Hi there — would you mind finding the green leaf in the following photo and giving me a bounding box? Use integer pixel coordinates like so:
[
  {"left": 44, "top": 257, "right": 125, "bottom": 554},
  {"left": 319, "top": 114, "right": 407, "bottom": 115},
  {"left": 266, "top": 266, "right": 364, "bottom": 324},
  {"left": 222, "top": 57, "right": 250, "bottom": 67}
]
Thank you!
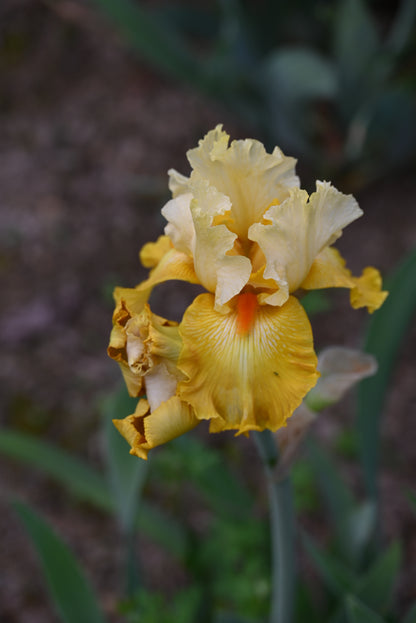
[
  {"left": 0, "top": 428, "right": 188, "bottom": 561},
  {"left": 101, "top": 388, "right": 149, "bottom": 595},
  {"left": 357, "top": 247, "right": 416, "bottom": 498},
  {"left": 334, "top": 0, "right": 380, "bottom": 119},
  {"left": 301, "top": 290, "right": 331, "bottom": 316},
  {"left": 407, "top": 490, "right": 416, "bottom": 514},
  {"left": 307, "top": 440, "right": 357, "bottom": 559},
  {"left": 259, "top": 46, "right": 337, "bottom": 155},
  {"left": 263, "top": 47, "right": 337, "bottom": 103},
  {"left": 345, "top": 594, "right": 386, "bottom": 623},
  {"left": 387, "top": 0, "right": 416, "bottom": 57},
  {"left": 101, "top": 388, "right": 148, "bottom": 532},
  {"left": 215, "top": 614, "right": 260, "bottom": 623},
  {"left": 302, "top": 533, "right": 356, "bottom": 597},
  {"left": 136, "top": 503, "right": 188, "bottom": 561},
  {"left": 334, "top": 0, "right": 380, "bottom": 77},
  {"left": 0, "top": 429, "right": 112, "bottom": 511},
  {"left": 155, "top": 435, "right": 254, "bottom": 519},
  {"left": 356, "top": 541, "right": 402, "bottom": 613},
  {"left": 89, "top": 0, "right": 211, "bottom": 92},
  {"left": 402, "top": 601, "right": 416, "bottom": 623},
  {"left": 345, "top": 502, "right": 377, "bottom": 568},
  {"left": 294, "top": 582, "right": 322, "bottom": 623},
  {"left": 14, "top": 501, "right": 107, "bottom": 623}
]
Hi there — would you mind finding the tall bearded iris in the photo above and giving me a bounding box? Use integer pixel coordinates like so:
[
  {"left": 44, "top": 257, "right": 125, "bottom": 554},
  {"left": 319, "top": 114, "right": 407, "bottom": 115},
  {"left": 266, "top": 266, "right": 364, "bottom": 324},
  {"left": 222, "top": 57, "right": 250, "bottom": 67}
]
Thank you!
[{"left": 108, "top": 126, "right": 387, "bottom": 458}]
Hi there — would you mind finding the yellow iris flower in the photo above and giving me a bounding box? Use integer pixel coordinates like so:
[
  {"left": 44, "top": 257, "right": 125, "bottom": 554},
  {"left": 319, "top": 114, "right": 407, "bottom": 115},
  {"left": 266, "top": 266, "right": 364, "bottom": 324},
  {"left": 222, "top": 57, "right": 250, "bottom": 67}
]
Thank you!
[{"left": 108, "top": 125, "right": 387, "bottom": 459}]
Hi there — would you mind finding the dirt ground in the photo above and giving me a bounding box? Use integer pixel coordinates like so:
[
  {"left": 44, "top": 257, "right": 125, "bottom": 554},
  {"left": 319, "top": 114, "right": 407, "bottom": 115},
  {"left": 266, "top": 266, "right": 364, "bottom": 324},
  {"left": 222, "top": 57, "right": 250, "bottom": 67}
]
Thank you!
[{"left": 1, "top": 2, "right": 415, "bottom": 622}]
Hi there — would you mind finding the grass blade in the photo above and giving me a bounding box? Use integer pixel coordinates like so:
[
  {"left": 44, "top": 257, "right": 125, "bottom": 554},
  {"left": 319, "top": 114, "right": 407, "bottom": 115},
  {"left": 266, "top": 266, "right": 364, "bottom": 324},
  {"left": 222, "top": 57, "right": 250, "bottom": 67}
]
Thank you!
[
  {"left": 0, "top": 430, "right": 112, "bottom": 510},
  {"left": 14, "top": 501, "right": 107, "bottom": 623}
]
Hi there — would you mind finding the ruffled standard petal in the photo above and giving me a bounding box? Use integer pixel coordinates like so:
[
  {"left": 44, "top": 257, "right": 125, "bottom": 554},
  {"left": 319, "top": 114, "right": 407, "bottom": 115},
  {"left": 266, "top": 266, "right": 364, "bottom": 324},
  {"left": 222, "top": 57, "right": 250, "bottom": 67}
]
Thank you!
[
  {"left": 113, "top": 396, "right": 198, "bottom": 460},
  {"left": 161, "top": 193, "right": 195, "bottom": 256},
  {"left": 186, "top": 125, "right": 299, "bottom": 239},
  {"left": 249, "top": 183, "right": 362, "bottom": 305},
  {"left": 178, "top": 293, "right": 319, "bottom": 434},
  {"left": 190, "top": 179, "right": 252, "bottom": 308},
  {"left": 168, "top": 168, "right": 192, "bottom": 198}
]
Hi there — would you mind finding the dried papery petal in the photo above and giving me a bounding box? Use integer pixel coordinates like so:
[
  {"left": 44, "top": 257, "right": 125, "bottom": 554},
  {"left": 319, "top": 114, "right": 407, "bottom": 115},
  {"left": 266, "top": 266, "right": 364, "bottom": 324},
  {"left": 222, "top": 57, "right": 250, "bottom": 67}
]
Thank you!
[{"left": 306, "top": 346, "right": 378, "bottom": 411}]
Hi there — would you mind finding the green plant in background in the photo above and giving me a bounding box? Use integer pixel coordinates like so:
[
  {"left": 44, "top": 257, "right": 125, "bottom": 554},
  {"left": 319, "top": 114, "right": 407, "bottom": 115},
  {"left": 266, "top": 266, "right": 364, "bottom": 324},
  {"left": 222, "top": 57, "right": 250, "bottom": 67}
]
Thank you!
[
  {"left": 2, "top": 126, "right": 416, "bottom": 623},
  {"left": 86, "top": 0, "right": 416, "bottom": 185}
]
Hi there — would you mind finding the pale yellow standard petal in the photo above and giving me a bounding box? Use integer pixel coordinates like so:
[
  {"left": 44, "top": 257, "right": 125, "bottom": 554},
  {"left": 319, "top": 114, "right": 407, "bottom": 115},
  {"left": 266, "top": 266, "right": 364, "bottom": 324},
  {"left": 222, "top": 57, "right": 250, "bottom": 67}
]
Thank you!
[
  {"left": 140, "top": 235, "right": 172, "bottom": 268},
  {"left": 186, "top": 125, "right": 299, "bottom": 239},
  {"left": 168, "top": 168, "right": 192, "bottom": 197},
  {"left": 350, "top": 267, "right": 388, "bottom": 313},
  {"left": 113, "top": 396, "right": 198, "bottom": 460},
  {"left": 178, "top": 293, "right": 319, "bottom": 434},
  {"left": 161, "top": 193, "right": 195, "bottom": 256},
  {"left": 190, "top": 179, "right": 252, "bottom": 308},
  {"left": 249, "top": 182, "right": 362, "bottom": 306}
]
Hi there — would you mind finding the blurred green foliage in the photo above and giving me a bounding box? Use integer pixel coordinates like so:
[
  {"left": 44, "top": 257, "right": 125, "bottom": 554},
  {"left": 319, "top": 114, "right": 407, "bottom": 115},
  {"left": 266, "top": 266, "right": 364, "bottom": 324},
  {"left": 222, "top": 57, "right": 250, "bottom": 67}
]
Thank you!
[{"left": 88, "top": 0, "right": 416, "bottom": 185}]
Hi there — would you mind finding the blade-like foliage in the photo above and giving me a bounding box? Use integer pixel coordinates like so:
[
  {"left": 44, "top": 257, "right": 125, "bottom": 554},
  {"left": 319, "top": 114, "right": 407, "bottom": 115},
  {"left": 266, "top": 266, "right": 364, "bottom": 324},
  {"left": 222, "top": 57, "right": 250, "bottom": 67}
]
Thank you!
[
  {"left": 307, "top": 440, "right": 356, "bottom": 557},
  {"left": 402, "top": 601, "right": 416, "bottom": 623},
  {"left": 14, "top": 501, "right": 107, "bottom": 623},
  {"left": 302, "top": 533, "right": 356, "bottom": 597},
  {"left": 102, "top": 388, "right": 148, "bottom": 532},
  {"left": 345, "top": 594, "right": 386, "bottom": 623},
  {"left": 0, "top": 430, "right": 111, "bottom": 510},
  {"left": 0, "top": 428, "right": 187, "bottom": 560},
  {"left": 355, "top": 542, "right": 402, "bottom": 613}
]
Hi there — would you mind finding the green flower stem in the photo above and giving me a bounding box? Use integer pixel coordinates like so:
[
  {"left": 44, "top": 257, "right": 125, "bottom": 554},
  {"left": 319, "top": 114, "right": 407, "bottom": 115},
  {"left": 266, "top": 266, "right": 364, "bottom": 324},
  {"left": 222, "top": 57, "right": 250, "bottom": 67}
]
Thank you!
[{"left": 254, "top": 431, "right": 295, "bottom": 623}]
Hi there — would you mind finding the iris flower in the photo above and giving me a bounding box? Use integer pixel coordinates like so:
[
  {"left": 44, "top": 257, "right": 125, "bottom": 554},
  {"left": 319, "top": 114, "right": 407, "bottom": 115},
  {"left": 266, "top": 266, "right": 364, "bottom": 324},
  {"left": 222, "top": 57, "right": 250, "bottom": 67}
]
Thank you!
[{"left": 108, "top": 126, "right": 387, "bottom": 459}]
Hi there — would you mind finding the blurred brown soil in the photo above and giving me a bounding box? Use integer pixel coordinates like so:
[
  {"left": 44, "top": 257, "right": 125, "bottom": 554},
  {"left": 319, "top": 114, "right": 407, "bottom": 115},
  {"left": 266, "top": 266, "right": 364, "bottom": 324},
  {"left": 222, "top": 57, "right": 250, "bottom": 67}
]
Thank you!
[{"left": 0, "top": 2, "right": 415, "bottom": 622}]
